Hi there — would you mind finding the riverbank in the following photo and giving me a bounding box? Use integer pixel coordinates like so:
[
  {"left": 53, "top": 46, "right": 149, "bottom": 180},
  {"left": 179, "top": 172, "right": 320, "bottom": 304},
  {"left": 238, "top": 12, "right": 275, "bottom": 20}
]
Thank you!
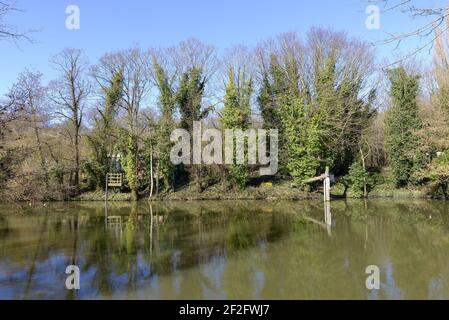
[
  {"left": 74, "top": 181, "right": 320, "bottom": 202},
  {"left": 331, "top": 182, "right": 430, "bottom": 200},
  {"left": 73, "top": 180, "right": 433, "bottom": 202}
]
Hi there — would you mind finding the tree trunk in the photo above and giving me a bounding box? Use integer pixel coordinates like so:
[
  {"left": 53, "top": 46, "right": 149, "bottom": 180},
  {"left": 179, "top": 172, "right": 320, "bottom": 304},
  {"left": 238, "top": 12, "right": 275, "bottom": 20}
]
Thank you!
[
  {"left": 131, "top": 188, "right": 138, "bottom": 201},
  {"left": 73, "top": 120, "right": 80, "bottom": 193},
  {"left": 149, "top": 147, "right": 154, "bottom": 201},
  {"left": 360, "top": 147, "right": 368, "bottom": 198},
  {"left": 31, "top": 110, "right": 48, "bottom": 186},
  {"left": 156, "top": 162, "right": 160, "bottom": 196},
  {"left": 221, "top": 165, "right": 229, "bottom": 191}
]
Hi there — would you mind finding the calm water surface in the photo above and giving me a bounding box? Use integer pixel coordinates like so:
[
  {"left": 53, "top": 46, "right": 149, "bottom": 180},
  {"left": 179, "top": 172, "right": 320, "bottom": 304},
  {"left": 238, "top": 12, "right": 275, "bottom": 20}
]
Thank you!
[{"left": 1, "top": 200, "right": 449, "bottom": 300}]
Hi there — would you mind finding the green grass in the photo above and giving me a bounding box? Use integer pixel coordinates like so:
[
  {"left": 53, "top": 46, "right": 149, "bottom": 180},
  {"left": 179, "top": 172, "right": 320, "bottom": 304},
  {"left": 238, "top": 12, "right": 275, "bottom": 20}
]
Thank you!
[
  {"left": 74, "top": 189, "right": 133, "bottom": 201},
  {"left": 74, "top": 181, "right": 319, "bottom": 202},
  {"left": 74, "top": 168, "right": 433, "bottom": 202}
]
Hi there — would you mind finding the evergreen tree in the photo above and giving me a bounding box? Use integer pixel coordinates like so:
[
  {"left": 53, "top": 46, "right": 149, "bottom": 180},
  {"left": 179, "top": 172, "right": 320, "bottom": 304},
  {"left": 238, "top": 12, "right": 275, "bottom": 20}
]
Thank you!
[
  {"left": 259, "top": 53, "right": 322, "bottom": 184},
  {"left": 257, "top": 55, "right": 284, "bottom": 130},
  {"left": 220, "top": 67, "right": 253, "bottom": 189},
  {"left": 385, "top": 67, "right": 423, "bottom": 187},
  {"left": 278, "top": 93, "right": 322, "bottom": 184},
  {"left": 153, "top": 62, "right": 176, "bottom": 191},
  {"left": 177, "top": 67, "right": 210, "bottom": 132},
  {"left": 175, "top": 67, "right": 212, "bottom": 191}
]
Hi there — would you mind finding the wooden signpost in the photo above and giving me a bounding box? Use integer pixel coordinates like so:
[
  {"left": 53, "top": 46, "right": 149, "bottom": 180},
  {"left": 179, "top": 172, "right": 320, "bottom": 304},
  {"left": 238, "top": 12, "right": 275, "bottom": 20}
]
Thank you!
[{"left": 105, "top": 173, "right": 123, "bottom": 205}]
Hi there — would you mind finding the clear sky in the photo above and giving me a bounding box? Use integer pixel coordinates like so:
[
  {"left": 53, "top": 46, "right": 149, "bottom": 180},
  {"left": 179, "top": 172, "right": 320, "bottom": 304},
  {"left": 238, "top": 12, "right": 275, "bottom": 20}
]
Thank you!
[{"left": 0, "top": 0, "right": 445, "bottom": 94}]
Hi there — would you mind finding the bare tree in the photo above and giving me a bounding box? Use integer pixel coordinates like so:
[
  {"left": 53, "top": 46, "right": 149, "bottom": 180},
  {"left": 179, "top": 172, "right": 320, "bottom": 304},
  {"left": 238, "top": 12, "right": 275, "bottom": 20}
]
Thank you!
[
  {"left": 49, "top": 49, "right": 90, "bottom": 191},
  {"left": 92, "top": 47, "right": 152, "bottom": 200},
  {"left": 0, "top": 0, "right": 32, "bottom": 42},
  {"left": 221, "top": 45, "right": 256, "bottom": 97},
  {"left": 172, "top": 38, "right": 219, "bottom": 83},
  {"left": 0, "top": 95, "right": 20, "bottom": 140},
  {"left": 8, "top": 70, "right": 49, "bottom": 181},
  {"left": 370, "top": 0, "right": 449, "bottom": 65}
]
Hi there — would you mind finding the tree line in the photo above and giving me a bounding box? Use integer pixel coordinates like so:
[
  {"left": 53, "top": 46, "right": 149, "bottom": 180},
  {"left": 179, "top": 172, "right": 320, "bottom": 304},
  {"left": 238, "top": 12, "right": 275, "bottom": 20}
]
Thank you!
[{"left": 1, "top": 27, "right": 449, "bottom": 202}]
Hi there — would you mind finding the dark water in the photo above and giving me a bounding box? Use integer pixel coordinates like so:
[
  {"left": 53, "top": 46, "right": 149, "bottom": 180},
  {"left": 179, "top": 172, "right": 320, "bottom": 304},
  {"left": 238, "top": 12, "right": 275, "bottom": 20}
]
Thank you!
[{"left": 1, "top": 200, "right": 449, "bottom": 300}]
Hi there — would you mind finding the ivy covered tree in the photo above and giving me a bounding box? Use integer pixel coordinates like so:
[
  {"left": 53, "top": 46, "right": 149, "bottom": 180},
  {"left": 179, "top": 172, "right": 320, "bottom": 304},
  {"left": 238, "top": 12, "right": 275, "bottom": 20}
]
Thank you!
[
  {"left": 176, "top": 67, "right": 212, "bottom": 191},
  {"left": 257, "top": 30, "right": 376, "bottom": 184},
  {"left": 97, "top": 48, "right": 151, "bottom": 201},
  {"left": 85, "top": 69, "right": 123, "bottom": 189},
  {"left": 257, "top": 54, "right": 284, "bottom": 130},
  {"left": 258, "top": 52, "right": 322, "bottom": 184},
  {"left": 278, "top": 94, "right": 322, "bottom": 185},
  {"left": 220, "top": 66, "right": 253, "bottom": 189},
  {"left": 177, "top": 67, "right": 209, "bottom": 132},
  {"left": 153, "top": 61, "right": 176, "bottom": 191},
  {"left": 385, "top": 67, "right": 423, "bottom": 187},
  {"left": 258, "top": 55, "right": 292, "bottom": 175}
]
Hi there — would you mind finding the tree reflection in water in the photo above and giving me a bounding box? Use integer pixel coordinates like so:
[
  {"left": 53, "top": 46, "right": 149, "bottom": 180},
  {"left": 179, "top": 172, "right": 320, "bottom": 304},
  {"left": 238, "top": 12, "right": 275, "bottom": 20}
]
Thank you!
[{"left": 0, "top": 200, "right": 449, "bottom": 299}]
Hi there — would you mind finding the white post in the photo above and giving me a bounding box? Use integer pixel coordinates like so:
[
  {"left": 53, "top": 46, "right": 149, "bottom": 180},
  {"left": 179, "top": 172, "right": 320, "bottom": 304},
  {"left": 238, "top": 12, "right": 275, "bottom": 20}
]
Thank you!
[
  {"left": 325, "top": 201, "right": 332, "bottom": 228},
  {"left": 324, "top": 166, "right": 331, "bottom": 202}
]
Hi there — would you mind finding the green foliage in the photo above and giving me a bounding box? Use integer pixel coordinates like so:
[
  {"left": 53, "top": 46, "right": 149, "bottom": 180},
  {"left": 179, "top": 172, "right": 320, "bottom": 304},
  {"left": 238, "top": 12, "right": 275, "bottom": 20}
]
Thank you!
[
  {"left": 278, "top": 94, "right": 321, "bottom": 184},
  {"left": 153, "top": 62, "right": 176, "bottom": 190},
  {"left": 257, "top": 54, "right": 283, "bottom": 130},
  {"left": 414, "top": 151, "right": 449, "bottom": 199},
  {"left": 347, "top": 160, "right": 368, "bottom": 198},
  {"left": 49, "top": 164, "right": 64, "bottom": 186},
  {"left": 313, "top": 54, "right": 375, "bottom": 174},
  {"left": 85, "top": 70, "right": 123, "bottom": 189},
  {"left": 262, "top": 54, "right": 323, "bottom": 183},
  {"left": 83, "top": 161, "right": 102, "bottom": 189},
  {"left": 115, "top": 128, "right": 138, "bottom": 198},
  {"left": 385, "top": 67, "right": 423, "bottom": 187},
  {"left": 175, "top": 67, "right": 210, "bottom": 190},
  {"left": 220, "top": 67, "right": 253, "bottom": 189},
  {"left": 124, "top": 133, "right": 138, "bottom": 198},
  {"left": 221, "top": 68, "right": 252, "bottom": 128},
  {"left": 257, "top": 42, "right": 375, "bottom": 183},
  {"left": 176, "top": 67, "right": 210, "bottom": 132}
]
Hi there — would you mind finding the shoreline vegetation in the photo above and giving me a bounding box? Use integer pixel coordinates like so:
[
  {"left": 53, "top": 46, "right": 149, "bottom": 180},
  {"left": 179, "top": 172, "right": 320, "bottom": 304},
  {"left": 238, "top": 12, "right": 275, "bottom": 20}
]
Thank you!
[
  {"left": 73, "top": 167, "right": 433, "bottom": 202},
  {"left": 2, "top": 28, "right": 449, "bottom": 203},
  {"left": 73, "top": 188, "right": 428, "bottom": 202},
  {"left": 72, "top": 179, "right": 430, "bottom": 202}
]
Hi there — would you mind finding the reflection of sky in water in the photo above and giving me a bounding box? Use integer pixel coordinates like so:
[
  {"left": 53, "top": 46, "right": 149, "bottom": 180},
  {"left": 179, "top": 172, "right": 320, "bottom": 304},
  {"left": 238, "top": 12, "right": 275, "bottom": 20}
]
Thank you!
[
  {"left": 201, "top": 256, "right": 226, "bottom": 300},
  {"left": 1, "top": 200, "right": 449, "bottom": 299},
  {"left": 252, "top": 271, "right": 265, "bottom": 300},
  {"left": 428, "top": 276, "right": 447, "bottom": 300},
  {"left": 171, "top": 250, "right": 182, "bottom": 296},
  {"left": 382, "top": 262, "right": 402, "bottom": 300}
]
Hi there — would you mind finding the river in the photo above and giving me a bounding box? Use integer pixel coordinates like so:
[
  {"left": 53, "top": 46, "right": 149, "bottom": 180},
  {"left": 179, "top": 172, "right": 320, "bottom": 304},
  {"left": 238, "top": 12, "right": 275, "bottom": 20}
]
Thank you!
[{"left": 0, "top": 200, "right": 448, "bottom": 299}]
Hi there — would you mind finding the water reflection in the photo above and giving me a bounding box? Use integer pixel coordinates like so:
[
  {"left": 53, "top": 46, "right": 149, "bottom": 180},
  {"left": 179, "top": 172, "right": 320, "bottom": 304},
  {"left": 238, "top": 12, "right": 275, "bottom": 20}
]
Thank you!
[
  {"left": 0, "top": 200, "right": 449, "bottom": 299},
  {"left": 303, "top": 202, "right": 332, "bottom": 236}
]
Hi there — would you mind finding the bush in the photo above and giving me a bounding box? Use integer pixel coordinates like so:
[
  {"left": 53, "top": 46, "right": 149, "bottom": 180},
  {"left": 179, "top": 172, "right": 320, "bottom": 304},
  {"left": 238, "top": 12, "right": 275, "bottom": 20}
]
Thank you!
[{"left": 347, "top": 160, "right": 378, "bottom": 198}]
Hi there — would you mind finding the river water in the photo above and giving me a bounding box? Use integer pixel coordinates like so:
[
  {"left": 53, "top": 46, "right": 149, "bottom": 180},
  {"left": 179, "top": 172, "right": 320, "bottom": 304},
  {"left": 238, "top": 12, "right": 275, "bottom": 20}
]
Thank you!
[{"left": 1, "top": 200, "right": 448, "bottom": 300}]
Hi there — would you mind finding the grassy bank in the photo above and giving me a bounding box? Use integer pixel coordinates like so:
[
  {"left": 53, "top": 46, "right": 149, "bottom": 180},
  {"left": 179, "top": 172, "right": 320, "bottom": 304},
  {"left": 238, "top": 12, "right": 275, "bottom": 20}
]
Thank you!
[
  {"left": 74, "top": 179, "right": 434, "bottom": 202},
  {"left": 74, "top": 181, "right": 320, "bottom": 202},
  {"left": 331, "top": 183, "right": 428, "bottom": 199}
]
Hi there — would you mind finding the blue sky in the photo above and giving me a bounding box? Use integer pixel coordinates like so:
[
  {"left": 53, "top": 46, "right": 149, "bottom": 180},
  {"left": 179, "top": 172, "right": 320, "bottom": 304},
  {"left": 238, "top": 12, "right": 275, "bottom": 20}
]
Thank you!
[{"left": 0, "top": 0, "right": 445, "bottom": 94}]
